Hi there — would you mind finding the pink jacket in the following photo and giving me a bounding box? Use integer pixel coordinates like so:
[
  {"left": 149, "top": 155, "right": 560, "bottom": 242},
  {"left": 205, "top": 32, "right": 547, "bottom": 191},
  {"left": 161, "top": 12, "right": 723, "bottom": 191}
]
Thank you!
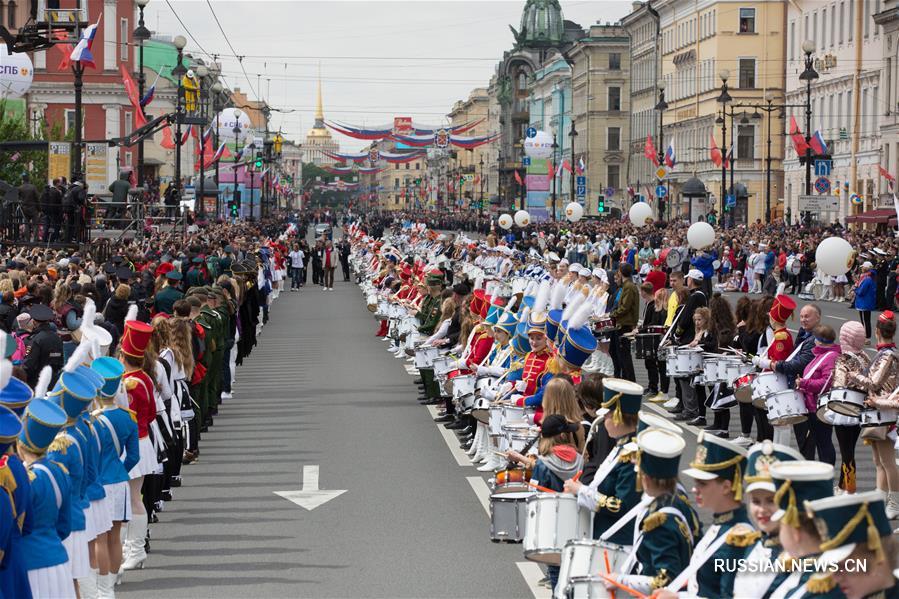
[{"left": 797, "top": 344, "right": 841, "bottom": 412}]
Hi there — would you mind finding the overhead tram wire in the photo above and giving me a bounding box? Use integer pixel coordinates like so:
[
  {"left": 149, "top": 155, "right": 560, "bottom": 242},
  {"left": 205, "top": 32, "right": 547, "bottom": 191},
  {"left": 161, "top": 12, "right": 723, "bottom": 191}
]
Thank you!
[{"left": 205, "top": 0, "right": 258, "bottom": 101}]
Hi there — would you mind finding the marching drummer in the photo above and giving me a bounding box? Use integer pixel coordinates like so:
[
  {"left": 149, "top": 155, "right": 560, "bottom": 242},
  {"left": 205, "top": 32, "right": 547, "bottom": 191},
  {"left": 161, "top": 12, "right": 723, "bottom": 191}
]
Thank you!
[
  {"left": 829, "top": 322, "right": 871, "bottom": 494},
  {"left": 607, "top": 427, "right": 699, "bottom": 595},
  {"left": 563, "top": 377, "right": 643, "bottom": 545},
  {"left": 413, "top": 271, "right": 445, "bottom": 404}
]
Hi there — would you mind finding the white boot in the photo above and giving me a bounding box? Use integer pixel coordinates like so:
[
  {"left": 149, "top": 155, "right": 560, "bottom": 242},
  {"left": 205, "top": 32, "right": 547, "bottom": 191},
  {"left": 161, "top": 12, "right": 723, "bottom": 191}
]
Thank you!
[
  {"left": 78, "top": 569, "right": 99, "bottom": 599},
  {"left": 97, "top": 573, "right": 117, "bottom": 599},
  {"left": 473, "top": 430, "right": 490, "bottom": 463},
  {"left": 466, "top": 426, "right": 483, "bottom": 457},
  {"left": 478, "top": 451, "right": 502, "bottom": 472},
  {"left": 122, "top": 512, "right": 148, "bottom": 570},
  {"left": 886, "top": 492, "right": 899, "bottom": 520},
  {"left": 471, "top": 425, "right": 487, "bottom": 462}
]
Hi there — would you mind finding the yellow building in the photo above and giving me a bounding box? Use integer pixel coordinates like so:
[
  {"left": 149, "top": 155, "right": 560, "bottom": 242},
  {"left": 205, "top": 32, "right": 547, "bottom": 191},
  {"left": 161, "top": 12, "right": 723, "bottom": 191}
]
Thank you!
[
  {"left": 372, "top": 141, "right": 427, "bottom": 211},
  {"left": 447, "top": 88, "right": 491, "bottom": 210},
  {"left": 655, "top": 0, "right": 786, "bottom": 224}
]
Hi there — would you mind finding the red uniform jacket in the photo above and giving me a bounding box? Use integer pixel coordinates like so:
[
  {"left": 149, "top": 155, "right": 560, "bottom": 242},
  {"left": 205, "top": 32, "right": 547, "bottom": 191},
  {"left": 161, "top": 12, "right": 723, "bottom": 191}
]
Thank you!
[
  {"left": 124, "top": 369, "right": 156, "bottom": 439},
  {"left": 767, "top": 327, "right": 794, "bottom": 364}
]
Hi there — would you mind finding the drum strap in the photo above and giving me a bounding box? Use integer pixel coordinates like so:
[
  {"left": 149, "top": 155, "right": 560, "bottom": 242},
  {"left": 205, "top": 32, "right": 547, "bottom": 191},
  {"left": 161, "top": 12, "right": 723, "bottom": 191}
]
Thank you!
[
  {"left": 801, "top": 351, "right": 832, "bottom": 382},
  {"left": 621, "top": 506, "right": 691, "bottom": 575},
  {"left": 666, "top": 527, "right": 729, "bottom": 592},
  {"left": 32, "top": 463, "right": 63, "bottom": 510},
  {"left": 600, "top": 494, "right": 653, "bottom": 542},
  {"left": 97, "top": 414, "right": 121, "bottom": 456}
]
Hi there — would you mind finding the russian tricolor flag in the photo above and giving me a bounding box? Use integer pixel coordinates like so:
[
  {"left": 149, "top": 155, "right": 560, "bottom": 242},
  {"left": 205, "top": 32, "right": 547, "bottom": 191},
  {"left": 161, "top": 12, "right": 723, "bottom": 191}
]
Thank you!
[
  {"left": 70, "top": 15, "right": 102, "bottom": 69},
  {"left": 809, "top": 130, "right": 828, "bottom": 155},
  {"left": 663, "top": 140, "right": 676, "bottom": 168}
]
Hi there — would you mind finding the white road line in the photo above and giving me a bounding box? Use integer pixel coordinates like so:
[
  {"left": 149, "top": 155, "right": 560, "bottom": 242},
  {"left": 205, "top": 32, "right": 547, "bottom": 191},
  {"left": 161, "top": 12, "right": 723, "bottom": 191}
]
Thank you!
[
  {"left": 517, "top": 561, "right": 553, "bottom": 599},
  {"left": 466, "top": 476, "right": 492, "bottom": 516},
  {"left": 426, "top": 405, "right": 473, "bottom": 467}
]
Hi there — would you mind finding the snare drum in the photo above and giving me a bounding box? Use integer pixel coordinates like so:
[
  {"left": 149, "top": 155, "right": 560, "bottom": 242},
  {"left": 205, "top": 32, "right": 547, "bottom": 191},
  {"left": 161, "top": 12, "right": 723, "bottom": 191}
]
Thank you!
[
  {"left": 566, "top": 576, "right": 612, "bottom": 599},
  {"left": 490, "top": 491, "right": 533, "bottom": 543},
  {"left": 489, "top": 405, "right": 504, "bottom": 435},
  {"left": 503, "top": 404, "right": 527, "bottom": 423},
  {"left": 765, "top": 389, "right": 808, "bottom": 426},
  {"left": 456, "top": 391, "right": 476, "bottom": 413},
  {"left": 645, "top": 325, "right": 667, "bottom": 336},
  {"left": 634, "top": 333, "right": 662, "bottom": 360},
  {"left": 452, "top": 374, "right": 477, "bottom": 399},
  {"left": 733, "top": 373, "right": 756, "bottom": 404},
  {"left": 471, "top": 397, "right": 491, "bottom": 423},
  {"left": 720, "top": 357, "right": 752, "bottom": 386},
  {"left": 366, "top": 293, "right": 378, "bottom": 312},
  {"left": 523, "top": 494, "right": 594, "bottom": 565},
  {"left": 751, "top": 371, "right": 789, "bottom": 408},
  {"left": 816, "top": 395, "right": 860, "bottom": 427},
  {"left": 823, "top": 388, "right": 867, "bottom": 417},
  {"left": 493, "top": 468, "right": 533, "bottom": 493},
  {"left": 508, "top": 431, "right": 537, "bottom": 453},
  {"left": 433, "top": 356, "right": 455, "bottom": 377},
  {"left": 555, "top": 541, "right": 626, "bottom": 599},
  {"left": 477, "top": 377, "right": 497, "bottom": 393},
  {"left": 860, "top": 408, "right": 899, "bottom": 428},
  {"left": 668, "top": 347, "right": 703, "bottom": 377},
  {"left": 414, "top": 346, "right": 439, "bottom": 369},
  {"left": 701, "top": 354, "right": 724, "bottom": 384}
]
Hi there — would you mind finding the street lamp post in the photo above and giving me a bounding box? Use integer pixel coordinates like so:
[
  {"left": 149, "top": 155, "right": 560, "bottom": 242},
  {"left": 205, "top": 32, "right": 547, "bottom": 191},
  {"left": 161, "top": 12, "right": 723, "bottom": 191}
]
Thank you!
[
  {"left": 195, "top": 64, "right": 208, "bottom": 218},
  {"left": 569, "top": 120, "right": 577, "bottom": 206},
  {"left": 232, "top": 109, "right": 243, "bottom": 220},
  {"left": 134, "top": 0, "right": 151, "bottom": 187},
  {"left": 171, "top": 35, "right": 187, "bottom": 209},
  {"left": 211, "top": 81, "right": 223, "bottom": 218},
  {"left": 716, "top": 69, "right": 732, "bottom": 223},
  {"left": 479, "top": 154, "right": 485, "bottom": 217},
  {"left": 551, "top": 133, "right": 558, "bottom": 220},
  {"left": 655, "top": 81, "right": 668, "bottom": 220},
  {"left": 800, "top": 39, "right": 819, "bottom": 221}
]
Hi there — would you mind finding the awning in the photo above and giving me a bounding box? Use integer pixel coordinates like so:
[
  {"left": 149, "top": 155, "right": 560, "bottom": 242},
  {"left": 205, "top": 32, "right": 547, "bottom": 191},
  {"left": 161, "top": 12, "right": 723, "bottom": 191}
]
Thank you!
[
  {"left": 141, "top": 157, "right": 165, "bottom": 166},
  {"left": 845, "top": 208, "right": 895, "bottom": 224}
]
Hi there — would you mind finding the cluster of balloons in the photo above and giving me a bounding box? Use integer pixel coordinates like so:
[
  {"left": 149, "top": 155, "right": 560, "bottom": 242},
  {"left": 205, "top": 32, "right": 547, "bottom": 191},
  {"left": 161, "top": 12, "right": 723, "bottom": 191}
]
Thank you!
[{"left": 497, "top": 210, "right": 532, "bottom": 230}]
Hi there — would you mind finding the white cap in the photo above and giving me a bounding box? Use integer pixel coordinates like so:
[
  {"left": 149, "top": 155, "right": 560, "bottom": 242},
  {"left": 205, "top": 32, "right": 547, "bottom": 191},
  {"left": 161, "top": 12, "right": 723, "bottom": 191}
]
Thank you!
[
  {"left": 768, "top": 460, "right": 835, "bottom": 522},
  {"left": 862, "top": 261, "right": 873, "bottom": 269},
  {"left": 559, "top": 258, "right": 570, "bottom": 266},
  {"left": 686, "top": 269, "right": 704, "bottom": 281},
  {"left": 548, "top": 252, "right": 560, "bottom": 263}
]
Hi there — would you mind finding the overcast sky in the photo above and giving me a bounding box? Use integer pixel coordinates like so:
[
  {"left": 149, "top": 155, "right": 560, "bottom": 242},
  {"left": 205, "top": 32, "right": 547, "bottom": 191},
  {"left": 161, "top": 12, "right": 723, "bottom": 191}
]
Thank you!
[{"left": 157, "top": 1, "right": 631, "bottom": 152}]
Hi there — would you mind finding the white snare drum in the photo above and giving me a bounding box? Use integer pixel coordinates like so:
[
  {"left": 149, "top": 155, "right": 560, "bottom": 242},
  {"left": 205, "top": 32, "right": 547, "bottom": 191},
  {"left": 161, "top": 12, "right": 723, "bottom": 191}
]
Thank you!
[
  {"left": 387, "top": 304, "right": 405, "bottom": 319},
  {"left": 555, "top": 541, "right": 626, "bottom": 599},
  {"left": 489, "top": 405, "right": 504, "bottom": 435},
  {"left": 490, "top": 491, "right": 533, "bottom": 543},
  {"left": 471, "top": 397, "right": 491, "bottom": 424},
  {"left": 765, "top": 389, "right": 808, "bottom": 426},
  {"left": 786, "top": 256, "right": 802, "bottom": 276},
  {"left": 721, "top": 358, "right": 753, "bottom": 386},
  {"left": 375, "top": 300, "right": 389, "bottom": 318},
  {"left": 751, "top": 371, "right": 789, "bottom": 408},
  {"left": 566, "top": 576, "right": 611, "bottom": 599},
  {"left": 668, "top": 347, "right": 703, "bottom": 377},
  {"left": 733, "top": 373, "right": 756, "bottom": 404},
  {"left": 823, "top": 388, "right": 867, "bottom": 417},
  {"left": 523, "top": 494, "right": 594, "bottom": 565},
  {"left": 456, "top": 391, "right": 476, "bottom": 412},
  {"left": 503, "top": 404, "right": 526, "bottom": 423},
  {"left": 701, "top": 354, "right": 724, "bottom": 384},
  {"left": 414, "top": 346, "right": 439, "bottom": 369},
  {"left": 816, "top": 395, "right": 860, "bottom": 427},
  {"left": 433, "top": 356, "right": 455, "bottom": 377},
  {"left": 860, "top": 408, "right": 899, "bottom": 428},
  {"left": 366, "top": 293, "right": 378, "bottom": 312},
  {"left": 452, "top": 374, "right": 477, "bottom": 399},
  {"left": 491, "top": 432, "right": 509, "bottom": 453},
  {"left": 477, "top": 377, "right": 497, "bottom": 393}
]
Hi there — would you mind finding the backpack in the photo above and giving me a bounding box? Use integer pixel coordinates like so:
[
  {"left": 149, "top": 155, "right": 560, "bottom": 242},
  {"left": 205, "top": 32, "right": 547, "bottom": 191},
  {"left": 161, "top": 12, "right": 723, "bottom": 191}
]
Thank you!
[{"left": 10, "top": 332, "right": 27, "bottom": 365}]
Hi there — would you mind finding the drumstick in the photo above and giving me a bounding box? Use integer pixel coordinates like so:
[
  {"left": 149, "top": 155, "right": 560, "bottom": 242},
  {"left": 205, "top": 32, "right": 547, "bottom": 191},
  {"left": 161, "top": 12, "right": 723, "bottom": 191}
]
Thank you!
[
  {"left": 603, "top": 550, "right": 616, "bottom": 599},
  {"left": 526, "top": 481, "right": 557, "bottom": 493},
  {"left": 573, "top": 470, "right": 582, "bottom": 482},
  {"left": 597, "top": 573, "right": 647, "bottom": 599}
]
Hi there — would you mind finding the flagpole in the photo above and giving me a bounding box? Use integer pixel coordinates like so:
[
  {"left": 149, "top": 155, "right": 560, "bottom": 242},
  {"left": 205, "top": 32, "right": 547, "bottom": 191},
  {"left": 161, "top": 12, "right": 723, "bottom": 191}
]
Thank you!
[{"left": 134, "top": 0, "right": 150, "bottom": 194}]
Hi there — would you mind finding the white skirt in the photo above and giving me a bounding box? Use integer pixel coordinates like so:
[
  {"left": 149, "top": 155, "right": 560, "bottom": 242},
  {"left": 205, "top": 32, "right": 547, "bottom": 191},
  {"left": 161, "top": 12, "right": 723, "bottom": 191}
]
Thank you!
[
  {"left": 89, "top": 497, "right": 112, "bottom": 537},
  {"left": 129, "top": 437, "right": 159, "bottom": 479},
  {"left": 27, "top": 563, "right": 76, "bottom": 599},
  {"left": 103, "top": 481, "right": 131, "bottom": 522},
  {"left": 62, "top": 529, "right": 90, "bottom": 579},
  {"left": 273, "top": 268, "right": 283, "bottom": 282}
]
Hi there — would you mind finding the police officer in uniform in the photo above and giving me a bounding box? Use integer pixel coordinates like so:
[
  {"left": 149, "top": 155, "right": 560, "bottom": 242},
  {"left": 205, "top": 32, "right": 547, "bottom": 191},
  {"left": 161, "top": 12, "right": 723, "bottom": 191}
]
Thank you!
[{"left": 24, "top": 304, "right": 64, "bottom": 388}]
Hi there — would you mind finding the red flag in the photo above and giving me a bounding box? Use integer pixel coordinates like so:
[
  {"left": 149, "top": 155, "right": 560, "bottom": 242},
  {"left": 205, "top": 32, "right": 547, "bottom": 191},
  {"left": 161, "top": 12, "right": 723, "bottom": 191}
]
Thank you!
[
  {"left": 789, "top": 116, "right": 810, "bottom": 156},
  {"left": 880, "top": 165, "right": 896, "bottom": 182},
  {"left": 644, "top": 135, "right": 659, "bottom": 166},
  {"left": 54, "top": 31, "right": 74, "bottom": 70},
  {"left": 160, "top": 124, "right": 175, "bottom": 150},
  {"left": 119, "top": 64, "right": 147, "bottom": 127},
  {"left": 561, "top": 160, "right": 573, "bottom": 174},
  {"left": 547, "top": 159, "right": 554, "bottom": 183},
  {"left": 709, "top": 135, "right": 723, "bottom": 167},
  {"left": 514, "top": 170, "right": 523, "bottom": 186}
]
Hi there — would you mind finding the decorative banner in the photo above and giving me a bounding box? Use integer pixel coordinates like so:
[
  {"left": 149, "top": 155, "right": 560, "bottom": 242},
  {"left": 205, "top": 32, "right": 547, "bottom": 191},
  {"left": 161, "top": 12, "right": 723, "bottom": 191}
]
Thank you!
[
  {"left": 393, "top": 117, "right": 412, "bottom": 135},
  {"left": 323, "top": 150, "right": 425, "bottom": 164},
  {"left": 48, "top": 141, "right": 71, "bottom": 181},
  {"left": 326, "top": 118, "right": 483, "bottom": 140},
  {"left": 524, "top": 130, "right": 554, "bottom": 159},
  {"left": 215, "top": 107, "right": 254, "bottom": 143},
  {"left": 391, "top": 131, "right": 498, "bottom": 149},
  {"left": 0, "top": 45, "right": 33, "bottom": 99},
  {"left": 368, "top": 147, "right": 380, "bottom": 163},
  {"left": 85, "top": 143, "right": 108, "bottom": 192},
  {"left": 435, "top": 129, "right": 449, "bottom": 149}
]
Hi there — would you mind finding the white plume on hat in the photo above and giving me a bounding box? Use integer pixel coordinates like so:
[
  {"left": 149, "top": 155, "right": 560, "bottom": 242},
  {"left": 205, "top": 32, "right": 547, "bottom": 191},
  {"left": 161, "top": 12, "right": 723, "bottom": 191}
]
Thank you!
[
  {"left": 561, "top": 292, "right": 586, "bottom": 323},
  {"left": 548, "top": 281, "right": 567, "bottom": 311},
  {"left": 568, "top": 297, "right": 595, "bottom": 332},
  {"left": 64, "top": 340, "right": 91, "bottom": 374},
  {"left": 532, "top": 280, "right": 551, "bottom": 316},
  {"left": 125, "top": 303, "right": 138, "bottom": 323},
  {"left": 34, "top": 366, "right": 53, "bottom": 400}
]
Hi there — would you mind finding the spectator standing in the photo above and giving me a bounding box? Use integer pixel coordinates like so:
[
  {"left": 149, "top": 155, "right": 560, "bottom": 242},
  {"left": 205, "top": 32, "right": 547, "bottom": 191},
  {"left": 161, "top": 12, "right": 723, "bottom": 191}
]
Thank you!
[
  {"left": 18, "top": 174, "right": 39, "bottom": 242},
  {"left": 289, "top": 243, "right": 305, "bottom": 291}
]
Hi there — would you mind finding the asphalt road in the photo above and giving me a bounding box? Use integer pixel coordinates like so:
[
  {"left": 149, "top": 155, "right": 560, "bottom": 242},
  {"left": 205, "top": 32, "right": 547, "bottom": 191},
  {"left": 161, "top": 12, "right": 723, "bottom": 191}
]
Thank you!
[{"left": 116, "top": 227, "right": 889, "bottom": 598}]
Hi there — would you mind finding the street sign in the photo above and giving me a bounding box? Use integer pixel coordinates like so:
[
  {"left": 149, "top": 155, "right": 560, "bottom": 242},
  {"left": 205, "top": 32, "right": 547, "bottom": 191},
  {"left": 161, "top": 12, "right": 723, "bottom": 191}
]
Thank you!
[
  {"left": 522, "top": 156, "right": 531, "bottom": 166},
  {"left": 814, "top": 176, "right": 831, "bottom": 194},
  {"left": 725, "top": 194, "right": 736, "bottom": 208},
  {"left": 576, "top": 176, "right": 586, "bottom": 186},
  {"left": 526, "top": 127, "right": 538, "bottom": 139},
  {"left": 604, "top": 187, "right": 615, "bottom": 198},
  {"left": 798, "top": 194, "right": 839, "bottom": 211},
  {"left": 576, "top": 185, "right": 587, "bottom": 196},
  {"left": 655, "top": 165, "right": 670, "bottom": 181},
  {"left": 655, "top": 185, "right": 667, "bottom": 198},
  {"left": 274, "top": 465, "right": 347, "bottom": 511},
  {"left": 814, "top": 159, "right": 832, "bottom": 177},
  {"left": 463, "top": 174, "right": 475, "bottom": 182}
]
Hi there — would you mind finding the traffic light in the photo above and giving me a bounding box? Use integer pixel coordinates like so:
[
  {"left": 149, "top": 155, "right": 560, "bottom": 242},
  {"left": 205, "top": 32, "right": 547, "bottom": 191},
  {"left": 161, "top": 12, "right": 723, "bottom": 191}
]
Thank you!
[
  {"left": 598, "top": 197, "right": 605, "bottom": 213},
  {"left": 230, "top": 189, "right": 241, "bottom": 217},
  {"left": 254, "top": 157, "right": 263, "bottom": 169}
]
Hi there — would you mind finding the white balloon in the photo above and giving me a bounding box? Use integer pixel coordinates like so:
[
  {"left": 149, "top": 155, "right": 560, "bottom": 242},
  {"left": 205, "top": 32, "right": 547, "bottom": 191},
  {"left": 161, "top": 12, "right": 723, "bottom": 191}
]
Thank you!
[
  {"left": 816, "top": 236, "right": 854, "bottom": 276},
  {"left": 687, "top": 221, "right": 715, "bottom": 250},
  {"left": 565, "top": 202, "right": 584, "bottom": 222},
  {"left": 523, "top": 130, "right": 554, "bottom": 159},
  {"left": 628, "top": 202, "right": 653, "bottom": 227},
  {"left": 514, "top": 210, "right": 531, "bottom": 227},
  {"left": 0, "top": 46, "right": 33, "bottom": 99},
  {"left": 498, "top": 213, "right": 513, "bottom": 230},
  {"left": 216, "top": 107, "right": 255, "bottom": 142}
]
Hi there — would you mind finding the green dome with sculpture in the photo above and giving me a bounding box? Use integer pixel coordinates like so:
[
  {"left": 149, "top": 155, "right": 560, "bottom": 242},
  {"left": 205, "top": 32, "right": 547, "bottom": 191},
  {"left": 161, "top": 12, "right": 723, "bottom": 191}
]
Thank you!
[{"left": 510, "top": 0, "right": 564, "bottom": 48}]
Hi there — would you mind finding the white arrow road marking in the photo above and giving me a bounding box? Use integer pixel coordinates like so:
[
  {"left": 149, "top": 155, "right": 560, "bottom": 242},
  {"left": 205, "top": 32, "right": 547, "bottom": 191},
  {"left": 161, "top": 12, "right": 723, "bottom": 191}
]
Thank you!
[{"left": 274, "top": 465, "right": 347, "bottom": 511}]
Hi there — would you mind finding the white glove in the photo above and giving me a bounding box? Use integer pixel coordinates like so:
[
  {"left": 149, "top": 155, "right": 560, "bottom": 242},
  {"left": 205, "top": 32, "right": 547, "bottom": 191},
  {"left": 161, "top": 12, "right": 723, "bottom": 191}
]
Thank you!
[
  {"left": 486, "top": 365, "right": 506, "bottom": 377},
  {"left": 453, "top": 359, "right": 466, "bottom": 370},
  {"left": 481, "top": 387, "right": 496, "bottom": 401},
  {"left": 476, "top": 365, "right": 489, "bottom": 377},
  {"left": 752, "top": 356, "right": 772, "bottom": 369},
  {"left": 499, "top": 382, "right": 514, "bottom": 396},
  {"left": 514, "top": 380, "right": 528, "bottom": 392}
]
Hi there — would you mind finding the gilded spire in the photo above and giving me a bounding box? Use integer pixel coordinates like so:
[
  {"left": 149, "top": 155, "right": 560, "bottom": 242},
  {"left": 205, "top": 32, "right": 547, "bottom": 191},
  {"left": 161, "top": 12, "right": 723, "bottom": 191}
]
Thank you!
[{"left": 314, "top": 64, "right": 324, "bottom": 125}]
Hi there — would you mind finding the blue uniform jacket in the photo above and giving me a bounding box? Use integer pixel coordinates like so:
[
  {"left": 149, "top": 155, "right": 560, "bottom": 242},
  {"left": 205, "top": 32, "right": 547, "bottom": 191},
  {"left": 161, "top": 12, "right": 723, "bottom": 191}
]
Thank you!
[
  {"left": 0, "top": 456, "right": 31, "bottom": 599},
  {"left": 47, "top": 427, "right": 85, "bottom": 532},
  {"left": 94, "top": 407, "right": 140, "bottom": 485},
  {"left": 22, "top": 458, "right": 71, "bottom": 570},
  {"left": 79, "top": 415, "right": 106, "bottom": 502}
]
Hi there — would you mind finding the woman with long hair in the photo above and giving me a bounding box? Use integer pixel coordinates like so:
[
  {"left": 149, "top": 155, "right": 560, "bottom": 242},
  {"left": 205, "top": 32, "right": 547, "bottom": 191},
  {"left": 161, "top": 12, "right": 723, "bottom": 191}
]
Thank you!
[
  {"left": 540, "top": 377, "right": 586, "bottom": 452},
  {"left": 733, "top": 297, "right": 761, "bottom": 444},
  {"left": 705, "top": 293, "right": 736, "bottom": 436}
]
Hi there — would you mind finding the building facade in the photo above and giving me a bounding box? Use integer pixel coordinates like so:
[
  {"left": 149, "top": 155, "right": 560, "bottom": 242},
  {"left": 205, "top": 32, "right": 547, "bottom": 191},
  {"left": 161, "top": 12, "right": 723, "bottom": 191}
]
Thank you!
[
  {"left": 652, "top": 0, "right": 787, "bottom": 225},
  {"left": 877, "top": 1, "right": 899, "bottom": 217},
  {"left": 780, "top": 0, "right": 884, "bottom": 227},
  {"left": 375, "top": 140, "right": 427, "bottom": 211},
  {"left": 303, "top": 75, "right": 338, "bottom": 166},
  {"left": 568, "top": 24, "right": 631, "bottom": 216},
  {"left": 447, "top": 88, "right": 490, "bottom": 211}
]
